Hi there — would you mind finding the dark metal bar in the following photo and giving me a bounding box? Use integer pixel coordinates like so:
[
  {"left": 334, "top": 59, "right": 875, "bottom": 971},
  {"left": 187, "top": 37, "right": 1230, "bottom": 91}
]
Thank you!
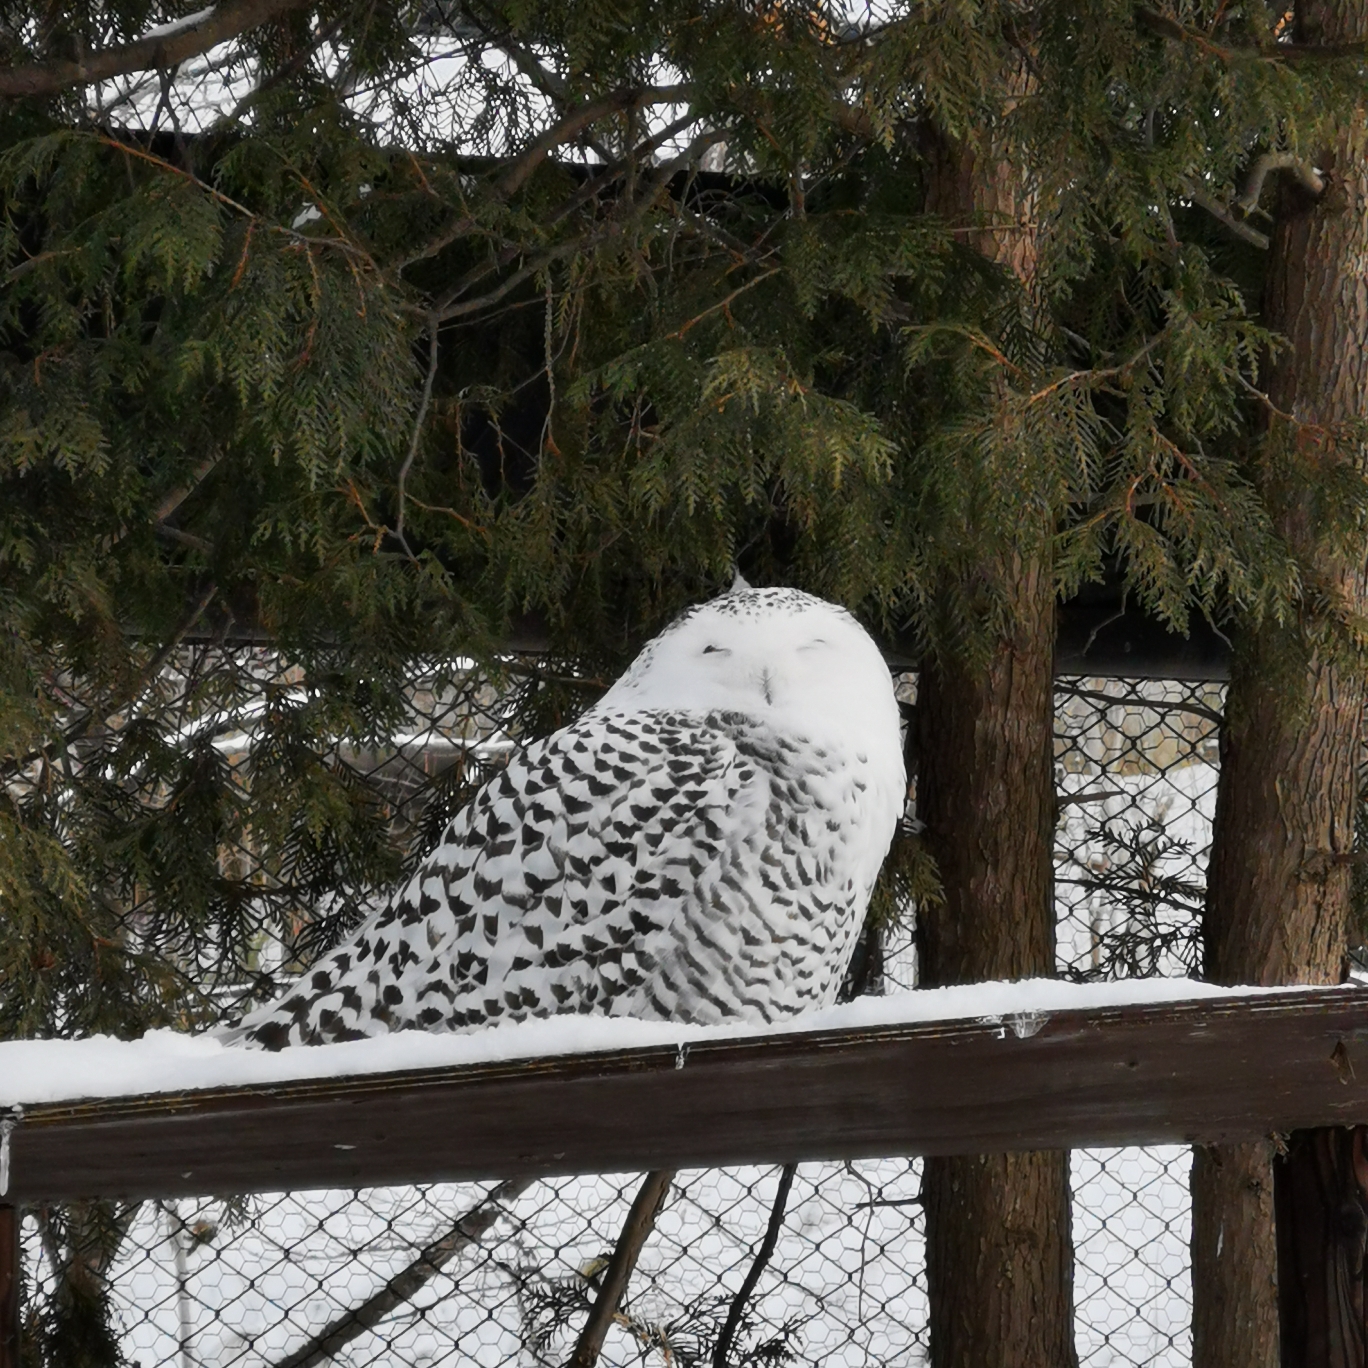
[{"left": 6, "top": 988, "right": 1368, "bottom": 1204}]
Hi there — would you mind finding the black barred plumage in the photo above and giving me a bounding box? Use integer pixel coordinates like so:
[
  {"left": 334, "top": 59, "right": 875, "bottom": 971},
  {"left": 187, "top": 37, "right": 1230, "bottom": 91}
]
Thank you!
[{"left": 225, "top": 586, "right": 905, "bottom": 1049}]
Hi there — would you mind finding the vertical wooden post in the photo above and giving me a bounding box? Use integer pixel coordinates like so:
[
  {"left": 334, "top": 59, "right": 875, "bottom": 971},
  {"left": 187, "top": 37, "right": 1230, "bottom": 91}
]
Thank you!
[
  {"left": 1275, "top": 1127, "right": 1368, "bottom": 1368},
  {"left": 0, "top": 1206, "right": 20, "bottom": 1368}
]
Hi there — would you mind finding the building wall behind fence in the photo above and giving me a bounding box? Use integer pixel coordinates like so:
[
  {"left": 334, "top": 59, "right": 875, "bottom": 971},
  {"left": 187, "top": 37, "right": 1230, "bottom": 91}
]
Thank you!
[{"left": 22, "top": 673, "right": 1224, "bottom": 1368}]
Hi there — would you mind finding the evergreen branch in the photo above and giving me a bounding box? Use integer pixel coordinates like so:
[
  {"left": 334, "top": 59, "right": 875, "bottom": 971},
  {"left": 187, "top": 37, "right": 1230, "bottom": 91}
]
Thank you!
[
  {"left": 0, "top": 581, "right": 219, "bottom": 783},
  {"left": 664, "top": 267, "right": 782, "bottom": 341},
  {"left": 401, "top": 494, "right": 491, "bottom": 538},
  {"left": 92, "top": 134, "right": 376, "bottom": 262},
  {"left": 431, "top": 131, "right": 711, "bottom": 323},
  {"left": 277, "top": 161, "right": 380, "bottom": 274},
  {"left": 673, "top": 208, "right": 760, "bottom": 264},
  {"left": 1135, "top": 6, "right": 1368, "bottom": 62},
  {"left": 155, "top": 524, "right": 213, "bottom": 554},
  {"left": 434, "top": 235, "right": 587, "bottom": 321},
  {"left": 905, "top": 324, "right": 1026, "bottom": 377},
  {"left": 272, "top": 1179, "right": 532, "bottom": 1368},
  {"left": 568, "top": 1170, "right": 674, "bottom": 1368},
  {"left": 499, "top": 660, "right": 607, "bottom": 691},
  {"left": 543, "top": 114, "right": 702, "bottom": 233},
  {"left": 1, "top": 247, "right": 77, "bottom": 284},
  {"left": 214, "top": 7, "right": 348, "bottom": 130},
  {"left": 492, "top": 86, "right": 691, "bottom": 203},
  {"left": 0, "top": 0, "right": 313, "bottom": 99},
  {"left": 1236, "top": 372, "right": 1314, "bottom": 429},
  {"left": 395, "top": 108, "right": 700, "bottom": 275},
  {"left": 1133, "top": 8, "right": 1235, "bottom": 60},
  {"left": 460, "top": 0, "right": 571, "bottom": 102},
  {"left": 1024, "top": 335, "right": 1163, "bottom": 405},
  {"left": 711, "top": 1164, "right": 796, "bottom": 1368}
]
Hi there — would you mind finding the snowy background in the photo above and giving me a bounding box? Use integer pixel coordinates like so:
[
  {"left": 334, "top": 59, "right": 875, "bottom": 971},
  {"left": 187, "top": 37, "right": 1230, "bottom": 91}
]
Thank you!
[{"left": 23, "top": 674, "right": 1223, "bottom": 1367}]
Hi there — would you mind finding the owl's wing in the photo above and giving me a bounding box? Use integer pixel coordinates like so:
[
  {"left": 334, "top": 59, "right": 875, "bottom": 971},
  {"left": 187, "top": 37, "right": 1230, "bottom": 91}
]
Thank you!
[{"left": 232, "top": 707, "right": 857, "bottom": 1049}]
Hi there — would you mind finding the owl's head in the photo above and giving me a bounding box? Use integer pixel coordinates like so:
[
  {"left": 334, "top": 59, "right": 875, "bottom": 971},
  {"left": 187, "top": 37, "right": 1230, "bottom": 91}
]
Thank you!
[{"left": 592, "top": 585, "right": 901, "bottom": 751}]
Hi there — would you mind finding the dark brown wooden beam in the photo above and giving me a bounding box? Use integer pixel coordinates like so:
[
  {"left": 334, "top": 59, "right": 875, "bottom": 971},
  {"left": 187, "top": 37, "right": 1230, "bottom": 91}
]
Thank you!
[{"left": 7, "top": 988, "right": 1368, "bottom": 1203}]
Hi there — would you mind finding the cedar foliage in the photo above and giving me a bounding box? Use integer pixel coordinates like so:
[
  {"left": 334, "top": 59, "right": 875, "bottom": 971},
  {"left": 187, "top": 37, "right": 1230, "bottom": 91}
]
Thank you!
[{"left": 3, "top": 0, "right": 1368, "bottom": 1362}]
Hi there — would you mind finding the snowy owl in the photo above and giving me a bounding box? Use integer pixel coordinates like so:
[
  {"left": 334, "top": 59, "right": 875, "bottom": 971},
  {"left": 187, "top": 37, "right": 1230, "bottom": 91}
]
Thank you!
[{"left": 227, "top": 584, "right": 905, "bottom": 1049}]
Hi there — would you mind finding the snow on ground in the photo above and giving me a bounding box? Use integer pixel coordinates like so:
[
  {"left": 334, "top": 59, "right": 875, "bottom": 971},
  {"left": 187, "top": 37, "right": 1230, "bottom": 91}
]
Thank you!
[{"left": 0, "top": 976, "right": 1323, "bottom": 1109}]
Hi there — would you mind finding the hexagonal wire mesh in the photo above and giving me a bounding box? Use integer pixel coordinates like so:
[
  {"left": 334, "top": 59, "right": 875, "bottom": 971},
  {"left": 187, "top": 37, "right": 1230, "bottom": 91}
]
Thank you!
[{"left": 18, "top": 669, "right": 1223, "bottom": 1367}]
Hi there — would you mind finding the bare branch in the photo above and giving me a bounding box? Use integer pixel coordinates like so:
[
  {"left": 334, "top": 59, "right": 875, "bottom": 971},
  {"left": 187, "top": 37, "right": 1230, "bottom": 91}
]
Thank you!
[
  {"left": 462, "top": 1, "right": 571, "bottom": 102},
  {"left": 712, "top": 1164, "right": 796, "bottom": 1368},
  {"left": 1135, "top": 6, "right": 1368, "bottom": 62},
  {"left": 396, "top": 91, "right": 694, "bottom": 276},
  {"left": 273, "top": 1179, "right": 531, "bottom": 1368},
  {"left": 1234, "top": 151, "right": 1324, "bottom": 214},
  {"left": 435, "top": 235, "right": 587, "bottom": 322},
  {"left": 567, "top": 1170, "right": 673, "bottom": 1368},
  {"left": 214, "top": 6, "right": 349, "bottom": 131},
  {"left": 491, "top": 85, "right": 691, "bottom": 202},
  {"left": 0, "top": 0, "right": 314, "bottom": 99},
  {"left": 1133, "top": 7, "right": 1236, "bottom": 59},
  {"left": 1180, "top": 178, "right": 1270, "bottom": 249},
  {"left": 154, "top": 453, "right": 222, "bottom": 524}
]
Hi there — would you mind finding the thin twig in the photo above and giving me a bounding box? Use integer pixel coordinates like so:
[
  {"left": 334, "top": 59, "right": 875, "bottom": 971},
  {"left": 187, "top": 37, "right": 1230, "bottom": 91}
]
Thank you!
[
  {"left": 1054, "top": 684, "right": 1224, "bottom": 727},
  {"left": 711, "top": 1164, "right": 796, "bottom": 1368},
  {"left": 1057, "top": 788, "right": 1130, "bottom": 808},
  {"left": 492, "top": 87, "right": 690, "bottom": 203},
  {"left": 214, "top": 8, "right": 348, "bottom": 132},
  {"left": 394, "top": 315, "right": 441, "bottom": 552},
  {"left": 567, "top": 1170, "right": 674, "bottom": 1368},
  {"left": 1024, "top": 334, "right": 1163, "bottom": 405},
  {"left": 664, "top": 267, "right": 781, "bottom": 341}
]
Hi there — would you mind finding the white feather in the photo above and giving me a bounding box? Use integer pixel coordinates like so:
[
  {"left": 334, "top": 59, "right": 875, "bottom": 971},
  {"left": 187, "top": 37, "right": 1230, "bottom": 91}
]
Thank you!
[{"left": 227, "top": 587, "right": 905, "bottom": 1048}]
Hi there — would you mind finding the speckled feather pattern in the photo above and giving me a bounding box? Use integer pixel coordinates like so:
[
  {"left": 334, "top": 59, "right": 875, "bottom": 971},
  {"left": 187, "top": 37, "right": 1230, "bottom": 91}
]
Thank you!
[{"left": 227, "top": 587, "right": 904, "bottom": 1049}]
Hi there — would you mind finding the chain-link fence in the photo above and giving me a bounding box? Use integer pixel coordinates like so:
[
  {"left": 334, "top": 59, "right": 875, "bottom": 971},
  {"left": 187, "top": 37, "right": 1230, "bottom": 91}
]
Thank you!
[{"left": 16, "top": 666, "right": 1224, "bottom": 1367}]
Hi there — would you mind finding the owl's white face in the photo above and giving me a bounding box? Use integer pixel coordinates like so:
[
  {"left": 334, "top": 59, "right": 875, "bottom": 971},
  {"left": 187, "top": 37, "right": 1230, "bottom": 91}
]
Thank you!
[{"left": 593, "top": 587, "right": 902, "bottom": 759}]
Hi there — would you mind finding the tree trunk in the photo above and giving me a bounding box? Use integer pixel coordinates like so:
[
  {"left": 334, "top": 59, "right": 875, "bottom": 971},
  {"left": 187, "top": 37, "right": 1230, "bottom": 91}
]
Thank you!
[
  {"left": 1276, "top": 1128, "right": 1368, "bottom": 1368},
  {"left": 916, "top": 555, "right": 1075, "bottom": 1368},
  {"left": 1195, "top": 0, "right": 1368, "bottom": 1362},
  {"left": 0, "top": 1209, "right": 17, "bottom": 1368},
  {"left": 1191, "top": 1141, "right": 1280, "bottom": 1368},
  {"left": 913, "top": 55, "right": 1074, "bottom": 1368}
]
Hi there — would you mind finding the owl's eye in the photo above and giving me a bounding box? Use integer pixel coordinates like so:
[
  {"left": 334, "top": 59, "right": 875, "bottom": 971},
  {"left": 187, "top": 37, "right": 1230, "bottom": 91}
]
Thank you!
[
  {"left": 798, "top": 638, "right": 830, "bottom": 651},
  {"left": 702, "top": 644, "right": 730, "bottom": 655}
]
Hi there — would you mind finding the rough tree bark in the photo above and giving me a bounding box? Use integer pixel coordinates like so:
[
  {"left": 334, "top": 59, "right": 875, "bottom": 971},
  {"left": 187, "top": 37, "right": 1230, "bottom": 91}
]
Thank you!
[
  {"left": 0, "top": 1209, "right": 17, "bottom": 1368},
  {"left": 1195, "top": 0, "right": 1368, "bottom": 1363},
  {"left": 914, "top": 69, "right": 1077, "bottom": 1368}
]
